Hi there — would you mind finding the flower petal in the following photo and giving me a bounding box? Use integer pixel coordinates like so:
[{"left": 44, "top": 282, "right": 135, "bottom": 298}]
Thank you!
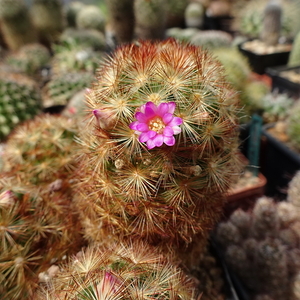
[
  {"left": 157, "top": 103, "right": 169, "bottom": 116},
  {"left": 140, "top": 130, "right": 157, "bottom": 142},
  {"left": 163, "top": 126, "right": 174, "bottom": 136},
  {"left": 164, "top": 136, "right": 175, "bottom": 146},
  {"left": 145, "top": 101, "right": 157, "bottom": 112},
  {"left": 168, "top": 117, "right": 183, "bottom": 126},
  {"left": 129, "top": 121, "right": 139, "bottom": 130},
  {"left": 153, "top": 134, "right": 164, "bottom": 147},
  {"left": 136, "top": 123, "right": 149, "bottom": 132},
  {"left": 167, "top": 102, "right": 176, "bottom": 114},
  {"left": 146, "top": 139, "right": 156, "bottom": 149},
  {"left": 163, "top": 113, "right": 173, "bottom": 125},
  {"left": 135, "top": 112, "right": 148, "bottom": 122},
  {"left": 172, "top": 126, "right": 181, "bottom": 135}
]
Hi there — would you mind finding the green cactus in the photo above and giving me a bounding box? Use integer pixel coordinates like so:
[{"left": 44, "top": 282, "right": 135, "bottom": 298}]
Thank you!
[
  {"left": 34, "top": 240, "right": 199, "bottom": 300},
  {"left": 76, "top": 5, "right": 106, "bottom": 32},
  {"left": 64, "top": 1, "right": 86, "bottom": 27},
  {"left": 0, "top": 0, "right": 38, "bottom": 51},
  {"left": 74, "top": 39, "right": 242, "bottom": 268},
  {"left": 166, "top": 27, "right": 199, "bottom": 43},
  {"left": 6, "top": 43, "right": 51, "bottom": 76},
  {"left": 106, "top": 0, "right": 135, "bottom": 45},
  {"left": 288, "top": 31, "right": 300, "bottom": 67},
  {"left": 184, "top": 2, "right": 205, "bottom": 28},
  {"left": 42, "top": 71, "right": 94, "bottom": 107},
  {"left": 190, "top": 30, "right": 233, "bottom": 50},
  {"left": 260, "top": 0, "right": 282, "bottom": 46},
  {"left": 0, "top": 70, "right": 42, "bottom": 141},
  {"left": 59, "top": 28, "right": 106, "bottom": 51},
  {"left": 286, "top": 101, "right": 300, "bottom": 152},
  {"left": 30, "top": 0, "right": 65, "bottom": 47},
  {"left": 134, "top": 0, "right": 167, "bottom": 40}
]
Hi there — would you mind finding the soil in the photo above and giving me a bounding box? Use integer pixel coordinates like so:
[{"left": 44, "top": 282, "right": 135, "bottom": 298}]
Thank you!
[{"left": 241, "top": 39, "right": 292, "bottom": 55}]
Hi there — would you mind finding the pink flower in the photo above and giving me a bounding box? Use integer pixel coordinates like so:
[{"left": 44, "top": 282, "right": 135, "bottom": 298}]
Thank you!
[{"left": 129, "top": 102, "right": 182, "bottom": 149}]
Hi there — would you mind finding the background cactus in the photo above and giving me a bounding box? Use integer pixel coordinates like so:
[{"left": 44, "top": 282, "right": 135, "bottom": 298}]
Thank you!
[
  {"left": 76, "top": 4, "right": 106, "bottom": 32},
  {"left": 0, "top": 69, "right": 42, "bottom": 141},
  {"left": 6, "top": 43, "right": 51, "bottom": 76},
  {"left": 184, "top": 2, "right": 205, "bottom": 28},
  {"left": 75, "top": 39, "right": 242, "bottom": 269},
  {"left": 0, "top": 0, "right": 38, "bottom": 51},
  {"left": 64, "top": 1, "right": 85, "bottom": 28},
  {"left": 286, "top": 101, "right": 300, "bottom": 152},
  {"left": 288, "top": 30, "right": 300, "bottom": 67},
  {"left": 105, "top": 0, "right": 135, "bottom": 46},
  {"left": 34, "top": 240, "right": 199, "bottom": 300},
  {"left": 260, "top": 0, "right": 282, "bottom": 46},
  {"left": 166, "top": 0, "right": 188, "bottom": 28},
  {"left": 134, "top": 0, "right": 167, "bottom": 40},
  {"left": 30, "top": 0, "right": 65, "bottom": 48}
]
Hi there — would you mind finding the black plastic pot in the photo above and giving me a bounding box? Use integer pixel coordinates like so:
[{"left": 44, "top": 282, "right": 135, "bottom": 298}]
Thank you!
[
  {"left": 238, "top": 42, "right": 291, "bottom": 75},
  {"left": 266, "top": 65, "right": 300, "bottom": 99},
  {"left": 203, "top": 15, "right": 234, "bottom": 33},
  {"left": 260, "top": 123, "right": 300, "bottom": 198},
  {"left": 43, "top": 105, "right": 66, "bottom": 115}
]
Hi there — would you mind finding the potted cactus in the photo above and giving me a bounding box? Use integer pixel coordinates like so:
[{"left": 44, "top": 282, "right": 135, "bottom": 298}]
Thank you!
[{"left": 238, "top": 0, "right": 292, "bottom": 74}]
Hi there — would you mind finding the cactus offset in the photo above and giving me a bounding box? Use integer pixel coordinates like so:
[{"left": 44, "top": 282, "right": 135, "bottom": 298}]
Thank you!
[{"left": 0, "top": 0, "right": 38, "bottom": 51}]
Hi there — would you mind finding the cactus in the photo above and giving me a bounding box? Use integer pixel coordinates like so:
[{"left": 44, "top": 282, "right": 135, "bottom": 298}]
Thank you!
[
  {"left": 184, "top": 2, "right": 205, "bottom": 28},
  {"left": 6, "top": 43, "right": 51, "bottom": 76},
  {"left": 30, "top": 0, "right": 64, "bottom": 47},
  {"left": 166, "top": 0, "right": 188, "bottom": 28},
  {"left": 134, "top": 0, "right": 167, "bottom": 40},
  {"left": 0, "top": 114, "right": 84, "bottom": 299},
  {"left": 75, "top": 39, "right": 242, "bottom": 268},
  {"left": 106, "top": 0, "right": 135, "bottom": 46},
  {"left": 0, "top": 0, "right": 38, "bottom": 51},
  {"left": 0, "top": 70, "right": 42, "bottom": 141},
  {"left": 64, "top": 1, "right": 85, "bottom": 27},
  {"left": 212, "top": 47, "right": 251, "bottom": 91},
  {"left": 288, "top": 31, "right": 300, "bottom": 67},
  {"left": 277, "top": 201, "right": 299, "bottom": 228},
  {"left": 76, "top": 5, "right": 106, "bottom": 32},
  {"left": 229, "top": 208, "right": 252, "bottom": 238},
  {"left": 51, "top": 40, "right": 103, "bottom": 74},
  {"left": 34, "top": 240, "right": 199, "bottom": 300},
  {"left": 260, "top": 0, "right": 282, "bottom": 46},
  {"left": 286, "top": 101, "right": 300, "bottom": 152},
  {"left": 190, "top": 30, "right": 232, "bottom": 50},
  {"left": 215, "top": 221, "right": 242, "bottom": 248},
  {"left": 59, "top": 28, "right": 106, "bottom": 51},
  {"left": 287, "top": 170, "right": 300, "bottom": 208},
  {"left": 166, "top": 27, "right": 199, "bottom": 43},
  {"left": 42, "top": 71, "right": 94, "bottom": 108}
]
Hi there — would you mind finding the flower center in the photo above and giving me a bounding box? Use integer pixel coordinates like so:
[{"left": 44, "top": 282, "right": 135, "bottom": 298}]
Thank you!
[{"left": 148, "top": 116, "right": 165, "bottom": 133}]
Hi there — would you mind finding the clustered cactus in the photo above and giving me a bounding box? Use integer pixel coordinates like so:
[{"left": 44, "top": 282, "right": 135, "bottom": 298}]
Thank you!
[
  {"left": 215, "top": 190, "right": 300, "bottom": 300},
  {"left": 75, "top": 38, "right": 242, "bottom": 268}
]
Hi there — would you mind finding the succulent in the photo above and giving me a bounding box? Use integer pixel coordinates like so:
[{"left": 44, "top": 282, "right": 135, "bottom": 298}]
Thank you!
[
  {"left": 166, "top": 27, "right": 199, "bottom": 43},
  {"left": 287, "top": 170, "right": 300, "bottom": 208},
  {"left": 59, "top": 28, "right": 106, "bottom": 52},
  {"left": 6, "top": 43, "right": 51, "bottom": 76},
  {"left": 184, "top": 2, "right": 205, "bottom": 28},
  {"left": 75, "top": 39, "right": 241, "bottom": 268},
  {"left": 288, "top": 30, "right": 300, "bottom": 67},
  {"left": 64, "top": 1, "right": 86, "bottom": 27},
  {"left": 229, "top": 208, "right": 252, "bottom": 238},
  {"left": 0, "top": 70, "right": 42, "bottom": 141},
  {"left": 286, "top": 101, "right": 300, "bottom": 152},
  {"left": 260, "top": 0, "right": 282, "bottom": 46},
  {"left": 106, "top": 0, "right": 135, "bottom": 45},
  {"left": 260, "top": 90, "right": 294, "bottom": 123},
  {"left": 76, "top": 5, "right": 106, "bottom": 32},
  {"left": 134, "top": 0, "right": 167, "bottom": 40},
  {"left": 0, "top": 0, "right": 38, "bottom": 51},
  {"left": 51, "top": 40, "right": 103, "bottom": 74},
  {"left": 30, "top": 0, "right": 64, "bottom": 47},
  {"left": 277, "top": 201, "right": 299, "bottom": 228},
  {"left": 42, "top": 71, "right": 94, "bottom": 107},
  {"left": 34, "top": 240, "right": 199, "bottom": 300},
  {"left": 166, "top": 0, "right": 188, "bottom": 28},
  {"left": 190, "top": 30, "right": 232, "bottom": 50},
  {"left": 215, "top": 221, "right": 242, "bottom": 248}
]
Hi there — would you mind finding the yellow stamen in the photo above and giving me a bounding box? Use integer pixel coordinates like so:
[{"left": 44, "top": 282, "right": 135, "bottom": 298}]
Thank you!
[{"left": 148, "top": 117, "right": 165, "bottom": 134}]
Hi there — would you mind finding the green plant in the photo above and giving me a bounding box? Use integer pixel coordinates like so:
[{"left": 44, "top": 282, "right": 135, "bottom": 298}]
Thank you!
[
  {"left": 184, "top": 2, "right": 205, "bottom": 28},
  {"left": 288, "top": 30, "right": 300, "bottom": 67},
  {"left": 34, "top": 240, "right": 199, "bottom": 300},
  {"left": 0, "top": 0, "right": 38, "bottom": 51},
  {"left": 286, "top": 101, "right": 300, "bottom": 151},
  {"left": 6, "top": 43, "right": 51, "bottom": 75},
  {"left": 30, "top": 0, "right": 64, "bottom": 47},
  {"left": 0, "top": 70, "right": 42, "bottom": 141},
  {"left": 134, "top": 0, "right": 167, "bottom": 40},
  {"left": 76, "top": 4, "right": 106, "bottom": 32},
  {"left": 75, "top": 39, "right": 242, "bottom": 268}
]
